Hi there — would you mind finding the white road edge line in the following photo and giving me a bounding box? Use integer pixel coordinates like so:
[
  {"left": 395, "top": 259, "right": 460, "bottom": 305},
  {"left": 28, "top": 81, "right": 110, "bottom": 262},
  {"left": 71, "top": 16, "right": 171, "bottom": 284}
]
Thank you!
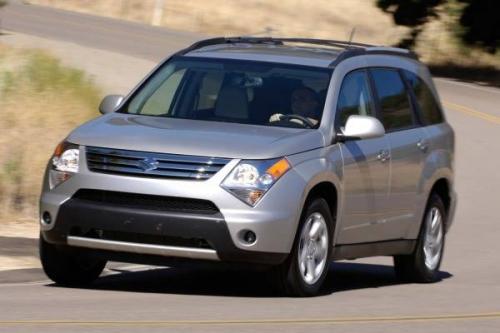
[{"left": 0, "top": 280, "right": 50, "bottom": 287}]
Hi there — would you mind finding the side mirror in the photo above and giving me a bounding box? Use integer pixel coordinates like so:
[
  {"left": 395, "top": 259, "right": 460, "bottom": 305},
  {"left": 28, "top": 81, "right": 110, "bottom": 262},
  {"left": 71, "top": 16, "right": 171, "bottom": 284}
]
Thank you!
[
  {"left": 337, "top": 115, "right": 385, "bottom": 142},
  {"left": 99, "top": 95, "right": 124, "bottom": 114}
]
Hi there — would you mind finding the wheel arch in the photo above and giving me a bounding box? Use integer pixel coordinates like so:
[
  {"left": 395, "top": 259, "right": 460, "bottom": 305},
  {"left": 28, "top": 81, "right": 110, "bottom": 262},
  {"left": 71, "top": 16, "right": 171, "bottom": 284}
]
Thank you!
[
  {"left": 299, "top": 180, "right": 340, "bottom": 248},
  {"left": 304, "top": 181, "right": 338, "bottom": 223},
  {"left": 408, "top": 175, "right": 454, "bottom": 239},
  {"left": 429, "top": 178, "right": 452, "bottom": 218}
]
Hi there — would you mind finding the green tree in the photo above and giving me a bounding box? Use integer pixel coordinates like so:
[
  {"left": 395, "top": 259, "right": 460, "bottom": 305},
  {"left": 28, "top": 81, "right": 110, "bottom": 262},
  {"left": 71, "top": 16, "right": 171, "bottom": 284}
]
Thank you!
[
  {"left": 0, "top": 0, "right": 7, "bottom": 35},
  {"left": 458, "top": 0, "right": 499, "bottom": 54},
  {"left": 376, "top": 0, "right": 499, "bottom": 54},
  {"left": 376, "top": 0, "right": 444, "bottom": 49}
]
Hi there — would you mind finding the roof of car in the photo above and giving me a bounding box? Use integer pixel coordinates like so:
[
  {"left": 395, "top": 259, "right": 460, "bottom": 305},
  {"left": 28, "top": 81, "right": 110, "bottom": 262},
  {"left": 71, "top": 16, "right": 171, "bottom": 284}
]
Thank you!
[
  {"left": 180, "top": 37, "right": 418, "bottom": 68},
  {"left": 185, "top": 43, "right": 344, "bottom": 68}
]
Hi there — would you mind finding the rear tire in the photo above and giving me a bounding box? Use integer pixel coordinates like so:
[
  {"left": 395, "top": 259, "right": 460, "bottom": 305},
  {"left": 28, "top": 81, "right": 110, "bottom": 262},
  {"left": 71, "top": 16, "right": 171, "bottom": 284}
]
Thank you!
[
  {"left": 40, "top": 234, "right": 106, "bottom": 286},
  {"left": 394, "top": 194, "right": 446, "bottom": 283},
  {"left": 273, "top": 198, "right": 333, "bottom": 297}
]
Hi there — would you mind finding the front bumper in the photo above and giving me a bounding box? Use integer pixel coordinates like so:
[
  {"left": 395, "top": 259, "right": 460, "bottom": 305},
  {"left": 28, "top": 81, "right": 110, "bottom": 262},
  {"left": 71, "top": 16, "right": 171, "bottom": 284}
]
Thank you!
[
  {"left": 40, "top": 146, "right": 308, "bottom": 264},
  {"left": 41, "top": 197, "right": 287, "bottom": 264}
]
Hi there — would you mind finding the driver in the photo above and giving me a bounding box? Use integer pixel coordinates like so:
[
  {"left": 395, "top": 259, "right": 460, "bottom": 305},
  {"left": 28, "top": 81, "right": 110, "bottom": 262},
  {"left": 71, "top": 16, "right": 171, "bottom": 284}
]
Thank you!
[{"left": 269, "top": 86, "right": 320, "bottom": 126}]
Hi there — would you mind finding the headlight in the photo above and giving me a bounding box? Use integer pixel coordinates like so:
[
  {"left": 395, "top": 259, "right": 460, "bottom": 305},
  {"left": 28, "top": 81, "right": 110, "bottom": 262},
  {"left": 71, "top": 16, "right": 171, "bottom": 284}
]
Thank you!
[
  {"left": 221, "top": 158, "right": 290, "bottom": 206},
  {"left": 49, "top": 141, "right": 79, "bottom": 189}
]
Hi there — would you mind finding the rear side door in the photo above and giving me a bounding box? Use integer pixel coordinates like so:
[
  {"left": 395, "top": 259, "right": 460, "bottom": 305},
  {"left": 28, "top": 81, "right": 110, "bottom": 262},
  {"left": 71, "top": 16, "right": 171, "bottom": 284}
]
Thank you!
[
  {"left": 335, "top": 69, "right": 391, "bottom": 244},
  {"left": 369, "top": 68, "right": 428, "bottom": 238},
  {"left": 402, "top": 69, "right": 448, "bottom": 237}
]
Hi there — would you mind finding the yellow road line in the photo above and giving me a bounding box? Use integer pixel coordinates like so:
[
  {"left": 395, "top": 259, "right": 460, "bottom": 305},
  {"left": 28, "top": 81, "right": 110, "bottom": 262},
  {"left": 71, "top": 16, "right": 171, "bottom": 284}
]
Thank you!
[
  {"left": 2, "top": 312, "right": 500, "bottom": 326},
  {"left": 443, "top": 101, "right": 500, "bottom": 125}
]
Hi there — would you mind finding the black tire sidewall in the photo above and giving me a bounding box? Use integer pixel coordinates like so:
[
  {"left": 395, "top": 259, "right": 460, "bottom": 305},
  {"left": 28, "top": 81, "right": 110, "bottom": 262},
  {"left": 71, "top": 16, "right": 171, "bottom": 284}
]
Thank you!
[
  {"left": 414, "top": 194, "right": 447, "bottom": 282},
  {"left": 40, "top": 234, "right": 106, "bottom": 286}
]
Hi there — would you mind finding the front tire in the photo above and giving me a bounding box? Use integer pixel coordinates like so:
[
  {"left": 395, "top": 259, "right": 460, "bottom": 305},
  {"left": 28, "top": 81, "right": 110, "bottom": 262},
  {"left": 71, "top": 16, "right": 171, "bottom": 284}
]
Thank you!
[
  {"left": 394, "top": 193, "right": 446, "bottom": 283},
  {"left": 274, "top": 198, "right": 333, "bottom": 297},
  {"left": 40, "top": 234, "right": 106, "bottom": 286}
]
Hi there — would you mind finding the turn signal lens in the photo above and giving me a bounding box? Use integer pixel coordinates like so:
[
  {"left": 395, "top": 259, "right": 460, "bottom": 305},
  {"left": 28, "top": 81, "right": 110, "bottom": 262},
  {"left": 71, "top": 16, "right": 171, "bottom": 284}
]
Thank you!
[
  {"left": 266, "top": 158, "right": 290, "bottom": 180},
  {"left": 53, "top": 141, "right": 65, "bottom": 157}
]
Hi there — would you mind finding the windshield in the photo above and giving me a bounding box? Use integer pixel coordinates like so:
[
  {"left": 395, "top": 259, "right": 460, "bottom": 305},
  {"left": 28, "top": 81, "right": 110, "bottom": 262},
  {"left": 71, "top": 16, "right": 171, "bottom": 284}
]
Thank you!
[{"left": 122, "top": 57, "right": 332, "bottom": 129}]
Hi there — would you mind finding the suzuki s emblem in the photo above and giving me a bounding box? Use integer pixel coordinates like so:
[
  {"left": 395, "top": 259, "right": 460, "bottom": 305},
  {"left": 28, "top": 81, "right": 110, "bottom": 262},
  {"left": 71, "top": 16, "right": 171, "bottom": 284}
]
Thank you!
[{"left": 138, "top": 157, "right": 159, "bottom": 172}]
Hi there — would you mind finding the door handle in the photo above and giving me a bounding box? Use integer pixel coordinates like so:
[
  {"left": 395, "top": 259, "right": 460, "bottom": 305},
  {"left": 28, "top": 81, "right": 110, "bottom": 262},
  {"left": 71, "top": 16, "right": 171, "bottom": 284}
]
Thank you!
[
  {"left": 417, "top": 139, "right": 429, "bottom": 152},
  {"left": 377, "top": 150, "right": 390, "bottom": 163}
]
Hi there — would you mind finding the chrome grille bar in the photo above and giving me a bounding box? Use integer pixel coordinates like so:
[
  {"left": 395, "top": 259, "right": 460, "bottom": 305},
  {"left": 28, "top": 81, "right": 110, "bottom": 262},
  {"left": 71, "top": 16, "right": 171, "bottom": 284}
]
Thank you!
[
  {"left": 68, "top": 236, "right": 220, "bottom": 261},
  {"left": 86, "top": 147, "right": 230, "bottom": 180}
]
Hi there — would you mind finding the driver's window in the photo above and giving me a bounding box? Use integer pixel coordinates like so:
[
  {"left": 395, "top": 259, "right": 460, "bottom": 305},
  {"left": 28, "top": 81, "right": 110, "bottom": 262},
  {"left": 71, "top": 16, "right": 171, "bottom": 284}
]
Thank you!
[{"left": 336, "top": 70, "right": 375, "bottom": 129}]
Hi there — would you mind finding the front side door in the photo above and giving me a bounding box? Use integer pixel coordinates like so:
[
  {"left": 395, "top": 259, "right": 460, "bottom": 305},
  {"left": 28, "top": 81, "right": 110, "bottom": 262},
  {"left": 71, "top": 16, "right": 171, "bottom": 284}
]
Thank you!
[
  {"left": 370, "top": 68, "right": 427, "bottom": 238},
  {"left": 335, "top": 69, "right": 391, "bottom": 244}
]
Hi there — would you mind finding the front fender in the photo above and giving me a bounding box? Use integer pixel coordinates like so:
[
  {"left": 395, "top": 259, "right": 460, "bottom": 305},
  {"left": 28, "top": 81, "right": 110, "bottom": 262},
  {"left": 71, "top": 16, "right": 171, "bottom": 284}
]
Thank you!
[{"left": 287, "top": 145, "right": 343, "bottom": 244}]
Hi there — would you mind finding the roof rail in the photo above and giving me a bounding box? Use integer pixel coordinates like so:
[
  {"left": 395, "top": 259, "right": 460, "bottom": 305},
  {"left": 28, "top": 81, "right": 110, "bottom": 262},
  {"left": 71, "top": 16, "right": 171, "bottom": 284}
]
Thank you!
[
  {"left": 175, "top": 37, "right": 280, "bottom": 55},
  {"left": 329, "top": 46, "right": 418, "bottom": 66},
  {"left": 365, "top": 46, "right": 417, "bottom": 57},
  {"left": 176, "top": 36, "right": 374, "bottom": 55},
  {"left": 268, "top": 37, "right": 373, "bottom": 48},
  {"left": 174, "top": 37, "right": 418, "bottom": 65}
]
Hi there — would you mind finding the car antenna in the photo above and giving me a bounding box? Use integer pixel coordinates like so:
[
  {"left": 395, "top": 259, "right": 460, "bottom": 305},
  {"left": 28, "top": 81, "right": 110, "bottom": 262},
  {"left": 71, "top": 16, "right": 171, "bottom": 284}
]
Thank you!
[{"left": 347, "top": 27, "right": 356, "bottom": 48}]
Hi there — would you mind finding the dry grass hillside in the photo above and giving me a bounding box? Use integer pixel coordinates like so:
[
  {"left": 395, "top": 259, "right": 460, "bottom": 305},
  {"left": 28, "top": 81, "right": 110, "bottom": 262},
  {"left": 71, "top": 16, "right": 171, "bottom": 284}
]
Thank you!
[
  {"left": 28, "top": 0, "right": 407, "bottom": 45},
  {"left": 0, "top": 44, "right": 101, "bottom": 222}
]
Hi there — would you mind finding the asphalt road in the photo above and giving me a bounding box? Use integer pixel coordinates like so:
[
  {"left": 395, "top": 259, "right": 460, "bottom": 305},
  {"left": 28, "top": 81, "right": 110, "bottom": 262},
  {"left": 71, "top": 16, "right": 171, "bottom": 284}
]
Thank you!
[
  {"left": 0, "top": 0, "right": 200, "bottom": 60},
  {"left": 1, "top": 2, "right": 500, "bottom": 333}
]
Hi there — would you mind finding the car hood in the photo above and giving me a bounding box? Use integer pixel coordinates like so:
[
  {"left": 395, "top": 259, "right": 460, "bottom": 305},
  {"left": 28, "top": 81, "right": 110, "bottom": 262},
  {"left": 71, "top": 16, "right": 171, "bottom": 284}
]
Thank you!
[{"left": 67, "top": 113, "right": 325, "bottom": 159}]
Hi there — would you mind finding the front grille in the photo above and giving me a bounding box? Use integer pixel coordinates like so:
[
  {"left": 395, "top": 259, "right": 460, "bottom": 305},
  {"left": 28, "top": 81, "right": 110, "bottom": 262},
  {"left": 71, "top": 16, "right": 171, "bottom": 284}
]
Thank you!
[
  {"left": 86, "top": 146, "right": 230, "bottom": 180},
  {"left": 70, "top": 228, "right": 214, "bottom": 250},
  {"left": 73, "top": 189, "right": 220, "bottom": 215}
]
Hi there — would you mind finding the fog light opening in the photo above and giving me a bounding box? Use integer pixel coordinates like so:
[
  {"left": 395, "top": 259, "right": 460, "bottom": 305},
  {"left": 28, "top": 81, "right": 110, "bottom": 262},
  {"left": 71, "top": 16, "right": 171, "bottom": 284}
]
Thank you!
[
  {"left": 242, "top": 230, "right": 257, "bottom": 245},
  {"left": 42, "top": 211, "right": 52, "bottom": 225}
]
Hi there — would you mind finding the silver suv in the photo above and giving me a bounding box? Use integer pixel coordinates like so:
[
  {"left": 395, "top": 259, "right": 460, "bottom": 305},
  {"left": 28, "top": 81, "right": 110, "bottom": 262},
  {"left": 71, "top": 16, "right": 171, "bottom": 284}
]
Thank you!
[{"left": 39, "top": 37, "right": 456, "bottom": 296}]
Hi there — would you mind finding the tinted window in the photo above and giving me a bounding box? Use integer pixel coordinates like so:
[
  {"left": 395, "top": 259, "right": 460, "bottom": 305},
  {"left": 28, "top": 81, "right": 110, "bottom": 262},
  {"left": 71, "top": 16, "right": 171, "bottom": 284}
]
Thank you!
[
  {"left": 196, "top": 71, "right": 225, "bottom": 111},
  {"left": 131, "top": 68, "right": 186, "bottom": 115},
  {"left": 336, "top": 70, "right": 375, "bottom": 128},
  {"left": 371, "top": 68, "right": 414, "bottom": 131},
  {"left": 403, "top": 70, "right": 444, "bottom": 125},
  {"left": 124, "top": 57, "right": 331, "bottom": 129}
]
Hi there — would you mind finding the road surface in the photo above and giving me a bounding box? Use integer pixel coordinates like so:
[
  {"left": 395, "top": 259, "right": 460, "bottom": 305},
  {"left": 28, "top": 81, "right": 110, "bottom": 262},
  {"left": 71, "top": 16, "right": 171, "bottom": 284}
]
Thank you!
[{"left": 1, "top": 2, "right": 500, "bottom": 332}]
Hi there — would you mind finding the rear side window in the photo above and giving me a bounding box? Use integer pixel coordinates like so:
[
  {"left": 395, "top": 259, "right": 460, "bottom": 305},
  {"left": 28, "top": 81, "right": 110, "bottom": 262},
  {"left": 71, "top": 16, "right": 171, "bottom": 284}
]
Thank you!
[
  {"left": 336, "top": 70, "right": 375, "bottom": 128},
  {"left": 370, "top": 68, "right": 414, "bottom": 131},
  {"left": 403, "top": 70, "right": 444, "bottom": 125}
]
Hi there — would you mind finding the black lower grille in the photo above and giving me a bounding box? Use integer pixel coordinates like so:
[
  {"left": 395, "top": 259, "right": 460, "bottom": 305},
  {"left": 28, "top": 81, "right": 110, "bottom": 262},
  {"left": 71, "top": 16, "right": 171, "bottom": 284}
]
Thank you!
[{"left": 72, "top": 189, "right": 219, "bottom": 215}]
